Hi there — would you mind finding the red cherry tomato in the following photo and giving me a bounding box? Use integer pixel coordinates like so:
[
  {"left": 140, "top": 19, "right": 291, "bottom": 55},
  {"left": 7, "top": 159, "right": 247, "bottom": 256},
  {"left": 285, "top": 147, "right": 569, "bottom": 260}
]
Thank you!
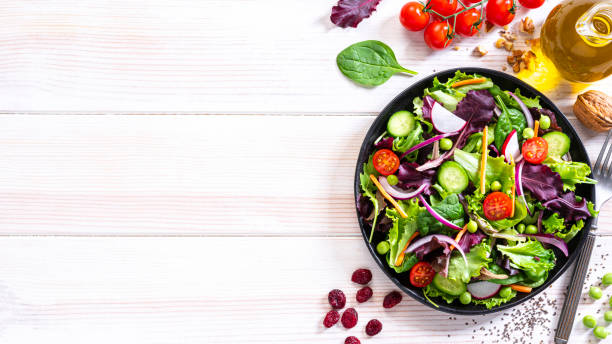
[
  {"left": 400, "top": 2, "right": 431, "bottom": 32},
  {"left": 486, "top": 0, "right": 516, "bottom": 26},
  {"left": 410, "top": 262, "right": 436, "bottom": 287},
  {"left": 424, "top": 21, "right": 453, "bottom": 50},
  {"left": 425, "top": 0, "right": 458, "bottom": 17},
  {"left": 483, "top": 191, "right": 513, "bottom": 221},
  {"left": 522, "top": 137, "right": 548, "bottom": 164},
  {"left": 519, "top": 0, "right": 545, "bottom": 9},
  {"left": 373, "top": 149, "right": 400, "bottom": 176},
  {"left": 455, "top": 7, "right": 483, "bottom": 36},
  {"left": 462, "top": 0, "right": 482, "bottom": 4}
]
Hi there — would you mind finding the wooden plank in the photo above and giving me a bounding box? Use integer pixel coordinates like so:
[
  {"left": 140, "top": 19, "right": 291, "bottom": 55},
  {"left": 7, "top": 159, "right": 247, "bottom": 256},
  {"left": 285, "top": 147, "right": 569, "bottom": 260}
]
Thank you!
[
  {"left": 0, "top": 236, "right": 607, "bottom": 343},
  {"left": 0, "top": 0, "right": 609, "bottom": 113},
  {"left": 0, "top": 114, "right": 609, "bottom": 236}
]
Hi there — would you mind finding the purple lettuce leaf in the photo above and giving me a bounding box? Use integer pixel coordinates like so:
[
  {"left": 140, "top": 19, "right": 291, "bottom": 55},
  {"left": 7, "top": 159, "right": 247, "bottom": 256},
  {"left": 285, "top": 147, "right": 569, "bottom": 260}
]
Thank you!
[
  {"left": 397, "top": 162, "right": 436, "bottom": 195},
  {"left": 375, "top": 136, "right": 394, "bottom": 150},
  {"left": 529, "top": 107, "right": 562, "bottom": 135},
  {"left": 330, "top": 0, "right": 381, "bottom": 28},
  {"left": 453, "top": 90, "right": 496, "bottom": 146},
  {"left": 413, "top": 236, "right": 452, "bottom": 276},
  {"left": 521, "top": 163, "right": 564, "bottom": 202},
  {"left": 458, "top": 230, "right": 486, "bottom": 253},
  {"left": 422, "top": 95, "right": 436, "bottom": 122},
  {"left": 542, "top": 192, "right": 592, "bottom": 222}
]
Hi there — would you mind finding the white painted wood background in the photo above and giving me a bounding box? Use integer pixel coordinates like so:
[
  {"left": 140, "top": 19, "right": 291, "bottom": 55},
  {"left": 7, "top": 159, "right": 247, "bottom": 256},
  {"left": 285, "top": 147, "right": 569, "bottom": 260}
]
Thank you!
[{"left": 0, "top": 0, "right": 610, "bottom": 343}]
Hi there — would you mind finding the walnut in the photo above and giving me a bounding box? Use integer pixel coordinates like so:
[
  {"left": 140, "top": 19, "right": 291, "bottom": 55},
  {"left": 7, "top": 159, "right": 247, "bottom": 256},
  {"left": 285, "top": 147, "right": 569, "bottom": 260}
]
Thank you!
[
  {"left": 512, "top": 63, "right": 520, "bottom": 73},
  {"left": 520, "top": 17, "right": 535, "bottom": 34},
  {"left": 503, "top": 40, "right": 514, "bottom": 51},
  {"left": 574, "top": 90, "right": 612, "bottom": 132},
  {"left": 495, "top": 38, "right": 506, "bottom": 49},
  {"left": 453, "top": 46, "right": 461, "bottom": 51},
  {"left": 502, "top": 65, "right": 508, "bottom": 71},
  {"left": 474, "top": 45, "right": 488, "bottom": 56},
  {"left": 507, "top": 55, "right": 516, "bottom": 64},
  {"left": 500, "top": 30, "right": 517, "bottom": 41},
  {"left": 512, "top": 49, "right": 524, "bottom": 57}
]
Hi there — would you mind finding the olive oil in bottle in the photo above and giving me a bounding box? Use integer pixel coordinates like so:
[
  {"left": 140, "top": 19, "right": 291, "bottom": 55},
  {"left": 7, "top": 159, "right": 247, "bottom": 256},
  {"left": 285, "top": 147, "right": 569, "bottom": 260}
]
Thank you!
[{"left": 541, "top": 0, "right": 612, "bottom": 83}]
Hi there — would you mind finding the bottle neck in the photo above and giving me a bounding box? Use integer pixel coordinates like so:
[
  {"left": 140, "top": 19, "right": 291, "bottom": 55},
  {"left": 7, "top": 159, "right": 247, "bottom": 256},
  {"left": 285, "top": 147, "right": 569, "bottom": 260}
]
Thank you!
[{"left": 575, "top": 2, "right": 612, "bottom": 47}]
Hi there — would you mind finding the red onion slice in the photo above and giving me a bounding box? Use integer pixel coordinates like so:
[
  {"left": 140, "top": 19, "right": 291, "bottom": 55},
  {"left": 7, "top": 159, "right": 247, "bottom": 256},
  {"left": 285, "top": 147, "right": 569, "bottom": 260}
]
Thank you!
[
  {"left": 508, "top": 91, "right": 534, "bottom": 128},
  {"left": 418, "top": 194, "right": 463, "bottom": 231},
  {"left": 518, "top": 234, "right": 569, "bottom": 257},
  {"left": 405, "top": 234, "right": 468, "bottom": 266},
  {"left": 400, "top": 133, "right": 456, "bottom": 160},
  {"left": 378, "top": 176, "right": 427, "bottom": 200}
]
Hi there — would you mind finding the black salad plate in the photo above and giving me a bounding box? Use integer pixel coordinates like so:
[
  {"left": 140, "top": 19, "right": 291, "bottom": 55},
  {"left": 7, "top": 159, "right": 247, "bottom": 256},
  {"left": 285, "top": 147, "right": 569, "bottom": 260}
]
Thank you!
[{"left": 354, "top": 67, "right": 594, "bottom": 315}]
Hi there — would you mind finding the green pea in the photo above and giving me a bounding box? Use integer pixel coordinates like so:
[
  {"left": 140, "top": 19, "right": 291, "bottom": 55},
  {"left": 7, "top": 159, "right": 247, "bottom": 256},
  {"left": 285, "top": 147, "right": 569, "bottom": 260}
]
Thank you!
[
  {"left": 603, "top": 273, "right": 612, "bottom": 285},
  {"left": 594, "top": 326, "right": 609, "bottom": 339},
  {"left": 539, "top": 115, "right": 551, "bottom": 130},
  {"left": 440, "top": 138, "right": 453, "bottom": 151},
  {"left": 490, "top": 180, "right": 502, "bottom": 191},
  {"left": 525, "top": 225, "right": 538, "bottom": 234},
  {"left": 376, "top": 241, "right": 390, "bottom": 255},
  {"left": 590, "top": 286, "right": 603, "bottom": 300},
  {"left": 605, "top": 311, "right": 612, "bottom": 322},
  {"left": 459, "top": 291, "right": 472, "bottom": 305},
  {"left": 523, "top": 127, "right": 534, "bottom": 139},
  {"left": 499, "top": 286, "right": 512, "bottom": 298},
  {"left": 517, "top": 223, "right": 526, "bottom": 233},
  {"left": 387, "top": 174, "right": 399, "bottom": 186},
  {"left": 467, "top": 219, "right": 478, "bottom": 233},
  {"left": 583, "top": 315, "right": 597, "bottom": 328}
]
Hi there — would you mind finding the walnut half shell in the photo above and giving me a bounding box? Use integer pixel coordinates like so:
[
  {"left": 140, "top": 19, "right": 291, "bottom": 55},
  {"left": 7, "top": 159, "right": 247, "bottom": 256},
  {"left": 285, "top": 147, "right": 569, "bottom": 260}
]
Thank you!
[{"left": 574, "top": 90, "right": 612, "bottom": 132}]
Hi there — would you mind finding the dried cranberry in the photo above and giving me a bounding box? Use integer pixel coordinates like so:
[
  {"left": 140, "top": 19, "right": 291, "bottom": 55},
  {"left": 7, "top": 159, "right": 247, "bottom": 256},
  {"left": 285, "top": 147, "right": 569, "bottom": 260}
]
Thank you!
[
  {"left": 341, "top": 307, "right": 358, "bottom": 329},
  {"left": 365, "top": 319, "right": 383, "bottom": 336},
  {"left": 345, "top": 336, "right": 361, "bottom": 344},
  {"left": 328, "top": 289, "right": 346, "bottom": 309},
  {"left": 351, "top": 269, "right": 372, "bottom": 285},
  {"left": 322, "top": 310, "right": 339, "bottom": 328},
  {"left": 383, "top": 291, "right": 402, "bottom": 308},
  {"left": 356, "top": 286, "right": 373, "bottom": 303}
]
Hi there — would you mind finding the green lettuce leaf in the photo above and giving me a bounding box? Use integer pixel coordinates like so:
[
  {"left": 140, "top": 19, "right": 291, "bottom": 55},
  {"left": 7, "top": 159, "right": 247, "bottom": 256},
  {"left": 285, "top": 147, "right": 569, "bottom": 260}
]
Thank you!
[
  {"left": 473, "top": 288, "right": 517, "bottom": 309},
  {"left": 544, "top": 156, "right": 597, "bottom": 191},
  {"left": 447, "top": 241, "right": 492, "bottom": 284},
  {"left": 360, "top": 154, "right": 380, "bottom": 242},
  {"left": 393, "top": 123, "right": 423, "bottom": 153},
  {"left": 453, "top": 148, "right": 515, "bottom": 193},
  {"left": 413, "top": 97, "right": 424, "bottom": 117},
  {"left": 542, "top": 213, "right": 565, "bottom": 233},
  {"left": 416, "top": 194, "right": 465, "bottom": 236},
  {"left": 556, "top": 220, "right": 584, "bottom": 243},
  {"left": 507, "top": 88, "right": 541, "bottom": 109},
  {"left": 487, "top": 264, "right": 527, "bottom": 285},
  {"left": 498, "top": 240, "right": 556, "bottom": 276},
  {"left": 386, "top": 200, "right": 421, "bottom": 273}
]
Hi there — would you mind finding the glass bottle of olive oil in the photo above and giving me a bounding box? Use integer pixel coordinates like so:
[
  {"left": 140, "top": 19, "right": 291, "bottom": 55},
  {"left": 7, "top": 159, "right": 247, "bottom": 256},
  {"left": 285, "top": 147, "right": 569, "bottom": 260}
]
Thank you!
[{"left": 541, "top": 0, "right": 612, "bottom": 82}]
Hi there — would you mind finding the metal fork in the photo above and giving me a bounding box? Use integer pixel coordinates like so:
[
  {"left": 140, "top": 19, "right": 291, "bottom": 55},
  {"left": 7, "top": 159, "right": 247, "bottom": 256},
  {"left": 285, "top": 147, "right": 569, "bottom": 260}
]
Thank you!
[{"left": 555, "top": 130, "right": 612, "bottom": 344}]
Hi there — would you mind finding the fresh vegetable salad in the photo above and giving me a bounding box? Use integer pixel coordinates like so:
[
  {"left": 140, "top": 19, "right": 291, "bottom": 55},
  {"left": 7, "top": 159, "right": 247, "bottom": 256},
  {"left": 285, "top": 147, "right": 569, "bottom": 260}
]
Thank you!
[{"left": 358, "top": 71, "right": 597, "bottom": 309}]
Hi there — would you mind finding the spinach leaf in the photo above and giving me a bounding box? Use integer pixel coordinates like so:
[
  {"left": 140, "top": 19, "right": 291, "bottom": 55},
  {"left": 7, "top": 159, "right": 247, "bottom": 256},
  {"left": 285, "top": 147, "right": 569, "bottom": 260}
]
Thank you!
[
  {"left": 494, "top": 95, "right": 514, "bottom": 150},
  {"left": 507, "top": 108, "right": 527, "bottom": 140},
  {"left": 498, "top": 240, "right": 556, "bottom": 276},
  {"left": 385, "top": 200, "right": 421, "bottom": 273},
  {"left": 337, "top": 40, "right": 417, "bottom": 86},
  {"left": 417, "top": 194, "right": 465, "bottom": 235}
]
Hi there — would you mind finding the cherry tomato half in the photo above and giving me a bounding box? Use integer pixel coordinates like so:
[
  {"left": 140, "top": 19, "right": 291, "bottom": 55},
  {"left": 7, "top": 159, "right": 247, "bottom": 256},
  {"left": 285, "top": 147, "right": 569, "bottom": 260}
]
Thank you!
[
  {"left": 483, "top": 191, "right": 513, "bottom": 221},
  {"left": 455, "top": 7, "right": 483, "bottom": 36},
  {"left": 425, "top": 0, "right": 458, "bottom": 17},
  {"left": 410, "top": 261, "right": 436, "bottom": 287},
  {"left": 400, "top": 2, "right": 431, "bottom": 32},
  {"left": 522, "top": 137, "right": 548, "bottom": 164},
  {"left": 486, "top": 0, "right": 516, "bottom": 26},
  {"left": 373, "top": 149, "right": 400, "bottom": 176},
  {"left": 518, "top": 0, "right": 545, "bottom": 9},
  {"left": 424, "top": 21, "right": 453, "bottom": 50}
]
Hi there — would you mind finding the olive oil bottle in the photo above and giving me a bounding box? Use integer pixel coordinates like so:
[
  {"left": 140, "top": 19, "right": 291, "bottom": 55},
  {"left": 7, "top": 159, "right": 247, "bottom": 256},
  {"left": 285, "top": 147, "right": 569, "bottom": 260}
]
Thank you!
[{"left": 541, "top": 0, "right": 612, "bottom": 82}]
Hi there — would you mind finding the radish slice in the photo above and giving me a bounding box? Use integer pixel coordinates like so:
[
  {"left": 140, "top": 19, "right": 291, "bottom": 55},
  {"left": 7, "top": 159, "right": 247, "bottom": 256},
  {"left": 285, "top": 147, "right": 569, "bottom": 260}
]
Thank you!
[
  {"left": 501, "top": 130, "right": 521, "bottom": 163},
  {"left": 405, "top": 234, "right": 468, "bottom": 266},
  {"left": 400, "top": 133, "right": 455, "bottom": 159},
  {"left": 508, "top": 92, "right": 534, "bottom": 128},
  {"left": 418, "top": 194, "right": 464, "bottom": 231},
  {"left": 467, "top": 281, "right": 502, "bottom": 300},
  {"left": 431, "top": 102, "right": 467, "bottom": 133},
  {"left": 377, "top": 176, "right": 427, "bottom": 200},
  {"left": 515, "top": 160, "right": 532, "bottom": 215}
]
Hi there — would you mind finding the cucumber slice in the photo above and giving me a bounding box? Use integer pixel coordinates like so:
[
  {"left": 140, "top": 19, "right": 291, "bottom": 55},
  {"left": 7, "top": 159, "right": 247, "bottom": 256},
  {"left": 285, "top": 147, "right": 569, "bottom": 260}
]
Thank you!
[
  {"left": 438, "top": 161, "right": 469, "bottom": 193},
  {"left": 387, "top": 111, "right": 415, "bottom": 137},
  {"left": 432, "top": 273, "right": 467, "bottom": 296},
  {"left": 542, "top": 131, "right": 570, "bottom": 157}
]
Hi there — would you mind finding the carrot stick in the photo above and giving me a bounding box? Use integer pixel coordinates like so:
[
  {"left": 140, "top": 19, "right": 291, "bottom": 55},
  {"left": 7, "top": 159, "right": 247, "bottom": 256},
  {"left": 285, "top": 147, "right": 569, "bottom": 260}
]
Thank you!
[
  {"left": 480, "top": 127, "right": 488, "bottom": 193},
  {"left": 510, "top": 155, "right": 516, "bottom": 217},
  {"left": 533, "top": 120, "right": 539, "bottom": 138},
  {"left": 370, "top": 174, "right": 408, "bottom": 218},
  {"left": 450, "top": 224, "right": 469, "bottom": 251},
  {"left": 510, "top": 284, "right": 532, "bottom": 293},
  {"left": 395, "top": 231, "right": 420, "bottom": 266},
  {"left": 451, "top": 77, "right": 487, "bottom": 88}
]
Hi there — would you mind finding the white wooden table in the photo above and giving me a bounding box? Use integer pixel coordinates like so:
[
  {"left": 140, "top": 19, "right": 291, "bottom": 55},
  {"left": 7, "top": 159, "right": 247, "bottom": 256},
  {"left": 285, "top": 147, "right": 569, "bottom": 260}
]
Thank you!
[{"left": 0, "top": 1, "right": 611, "bottom": 343}]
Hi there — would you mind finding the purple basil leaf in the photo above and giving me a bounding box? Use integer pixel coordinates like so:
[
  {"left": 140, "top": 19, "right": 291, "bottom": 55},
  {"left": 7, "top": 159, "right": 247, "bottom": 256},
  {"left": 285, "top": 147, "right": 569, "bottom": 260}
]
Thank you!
[
  {"left": 542, "top": 192, "right": 591, "bottom": 222},
  {"left": 521, "top": 163, "right": 564, "bottom": 202},
  {"left": 529, "top": 107, "right": 562, "bottom": 135},
  {"left": 458, "top": 230, "right": 486, "bottom": 253},
  {"left": 375, "top": 136, "right": 394, "bottom": 150},
  {"left": 330, "top": 0, "right": 381, "bottom": 28},
  {"left": 397, "top": 162, "right": 436, "bottom": 195}
]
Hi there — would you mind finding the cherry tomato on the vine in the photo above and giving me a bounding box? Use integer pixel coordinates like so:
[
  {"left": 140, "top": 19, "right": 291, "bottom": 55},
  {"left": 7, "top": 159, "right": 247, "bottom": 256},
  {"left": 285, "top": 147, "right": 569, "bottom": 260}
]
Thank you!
[
  {"left": 519, "top": 0, "right": 545, "bottom": 9},
  {"left": 462, "top": 0, "right": 482, "bottom": 4},
  {"left": 425, "top": 0, "right": 458, "bottom": 18},
  {"left": 424, "top": 21, "right": 453, "bottom": 50},
  {"left": 410, "top": 262, "right": 435, "bottom": 288},
  {"left": 522, "top": 137, "right": 548, "bottom": 164},
  {"left": 400, "top": 2, "right": 431, "bottom": 32},
  {"left": 455, "top": 7, "right": 483, "bottom": 36},
  {"left": 372, "top": 149, "right": 400, "bottom": 176},
  {"left": 483, "top": 192, "right": 513, "bottom": 221},
  {"left": 486, "top": 0, "right": 516, "bottom": 26}
]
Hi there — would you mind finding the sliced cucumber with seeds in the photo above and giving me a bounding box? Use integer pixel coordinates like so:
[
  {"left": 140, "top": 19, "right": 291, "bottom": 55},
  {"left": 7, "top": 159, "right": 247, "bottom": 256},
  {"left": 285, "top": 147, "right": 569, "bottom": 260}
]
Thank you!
[
  {"left": 432, "top": 273, "right": 466, "bottom": 296},
  {"left": 387, "top": 111, "right": 415, "bottom": 137},
  {"left": 542, "top": 131, "right": 570, "bottom": 157},
  {"left": 438, "top": 161, "right": 469, "bottom": 193}
]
